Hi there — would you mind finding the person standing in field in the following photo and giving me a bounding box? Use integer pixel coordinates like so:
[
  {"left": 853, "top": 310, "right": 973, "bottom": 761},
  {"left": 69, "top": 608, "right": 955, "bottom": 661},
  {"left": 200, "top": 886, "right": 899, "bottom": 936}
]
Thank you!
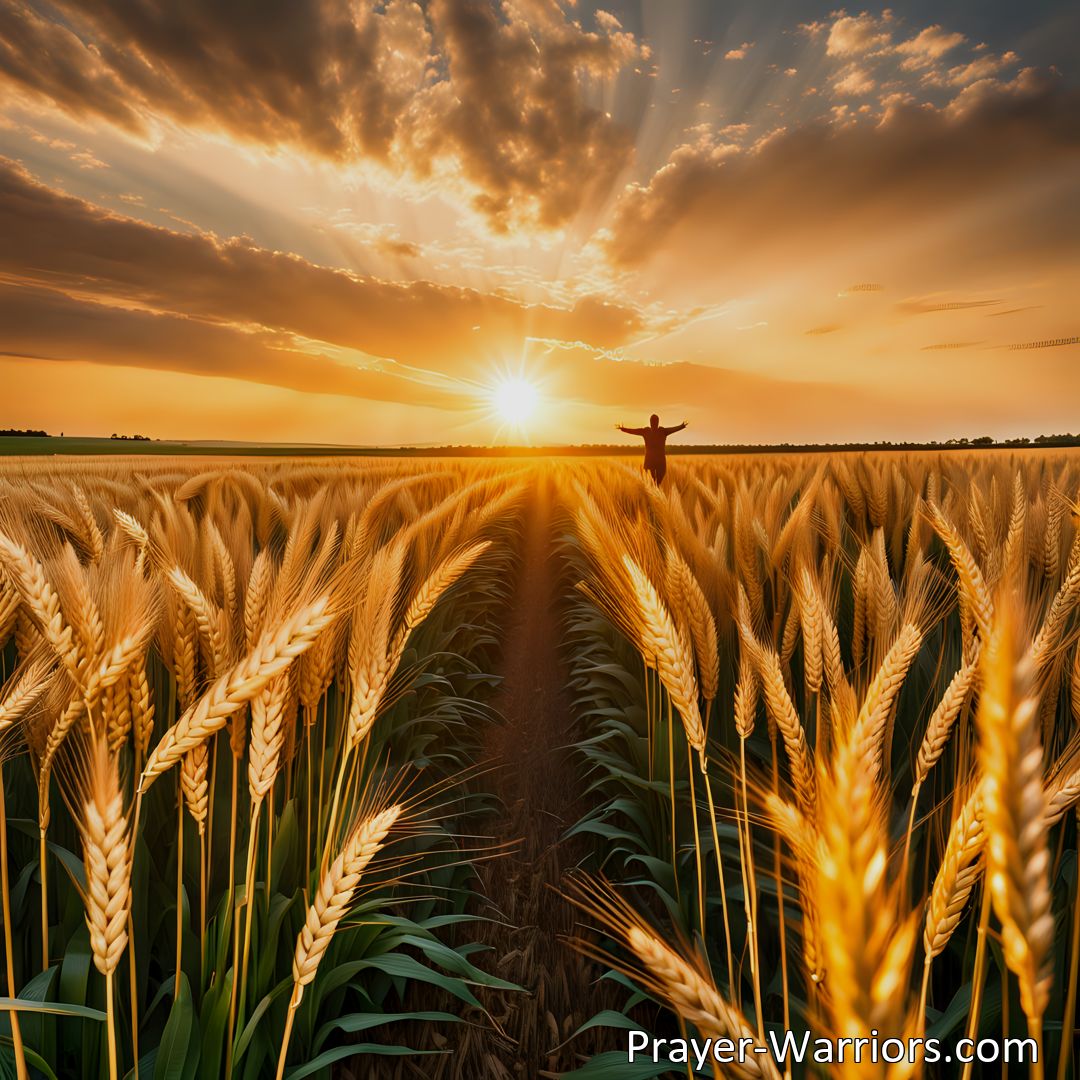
[{"left": 615, "top": 415, "right": 688, "bottom": 485}]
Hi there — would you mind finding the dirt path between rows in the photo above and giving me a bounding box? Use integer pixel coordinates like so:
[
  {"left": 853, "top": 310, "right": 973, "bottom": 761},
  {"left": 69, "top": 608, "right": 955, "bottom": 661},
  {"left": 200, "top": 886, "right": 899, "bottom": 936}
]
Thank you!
[
  {"left": 442, "top": 476, "right": 599, "bottom": 1079},
  {"left": 368, "top": 479, "right": 619, "bottom": 1080}
]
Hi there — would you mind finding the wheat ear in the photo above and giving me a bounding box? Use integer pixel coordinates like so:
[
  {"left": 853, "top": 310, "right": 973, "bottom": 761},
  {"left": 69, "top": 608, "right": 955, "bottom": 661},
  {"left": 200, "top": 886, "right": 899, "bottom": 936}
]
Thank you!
[
  {"left": 1046, "top": 745, "right": 1080, "bottom": 827},
  {"left": 816, "top": 719, "right": 918, "bottom": 1045},
  {"left": 346, "top": 542, "right": 405, "bottom": 748},
  {"left": 180, "top": 744, "right": 209, "bottom": 833},
  {"left": 247, "top": 674, "right": 290, "bottom": 802},
  {"left": 625, "top": 925, "right": 781, "bottom": 1080},
  {"left": 914, "top": 657, "right": 979, "bottom": 789},
  {"left": 70, "top": 485, "right": 104, "bottom": 563},
  {"left": 977, "top": 614, "right": 1053, "bottom": 1033},
  {"left": 850, "top": 622, "right": 923, "bottom": 782},
  {"left": 0, "top": 533, "right": 78, "bottom": 676},
  {"left": 796, "top": 567, "right": 824, "bottom": 693},
  {"left": 0, "top": 659, "right": 51, "bottom": 731},
  {"left": 665, "top": 548, "right": 720, "bottom": 703},
  {"left": 131, "top": 661, "right": 154, "bottom": 760},
  {"left": 111, "top": 508, "right": 149, "bottom": 568},
  {"left": 1030, "top": 546, "right": 1080, "bottom": 670},
  {"left": 927, "top": 504, "right": 994, "bottom": 642},
  {"left": 622, "top": 554, "right": 705, "bottom": 757},
  {"left": 140, "top": 595, "right": 332, "bottom": 791},
  {"left": 168, "top": 566, "right": 228, "bottom": 673},
  {"left": 393, "top": 540, "right": 491, "bottom": 651},
  {"left": 78, "top": 738, "right": 130, "bottom": 1080},
  {"left": 737, "top": 606, "right": 815, "bottom": 815},
  {"left": 291, "top": 804, "right": 401, "bottom": 994},
  {"left": 81, "top": 744, "right": 132, "bottom": 976},
  {"left": 275, "top": 802, "right": 401, "bottom": 1080},
  {"left": 924, "top": 788, "right": 984, "bottom": 960}
]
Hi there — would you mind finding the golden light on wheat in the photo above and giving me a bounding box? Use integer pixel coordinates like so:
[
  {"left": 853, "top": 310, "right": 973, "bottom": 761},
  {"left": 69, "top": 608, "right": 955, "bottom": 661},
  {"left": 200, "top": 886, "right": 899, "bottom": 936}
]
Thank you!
[{"left": 0, "top": 449, "right": 1079, "bottom": 1077}]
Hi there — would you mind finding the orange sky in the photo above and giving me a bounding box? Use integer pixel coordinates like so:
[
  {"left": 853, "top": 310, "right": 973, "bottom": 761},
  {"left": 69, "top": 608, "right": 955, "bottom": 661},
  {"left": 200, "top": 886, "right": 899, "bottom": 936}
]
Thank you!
[{"left": 0, "top": 1, "right": 1077, "bottom": 445}]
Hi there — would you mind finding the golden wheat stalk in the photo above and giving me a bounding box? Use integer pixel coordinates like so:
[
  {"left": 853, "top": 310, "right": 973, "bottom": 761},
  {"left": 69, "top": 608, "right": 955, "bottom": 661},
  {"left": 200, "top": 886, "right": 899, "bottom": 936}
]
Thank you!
[
  {"left": 796, "top": 567, "right": 824, "bottom": 694},
  {"left": 80, "top": 746, "right": 132, "bottom": 976},
  {"left": 763, "top": 792, "right": 826, "bottom": 985},
  {"left": 1046, "top": 744, "right": 1080, "bottom": 827},
  {"left": 0, "top": 532, "right": 79, "bottom": 677},
  {"left": 77, "top": 740, "right": 132, "bottom": 1080},
  {"left": 393, "top": 540, "right": 491, "bottom": 651},
  {"left": 291, "top": 804, "right": 401, "bottom": 993},
  {"left": 924, "top": 788, "right": 984, "bottom": 960},
  {"left": 70, "top": 485, "right": 104, "bottom": 563},
  {"left": 345, "top": 542, "right": 406, "bottom": 749},
  {"left": 852, "top": 548, "right": 868, "bottom": 669},
  {"left": 139, "top": 595, "right": 332, "bottom": 791},
  {"left": 1001, "top": 471, "right": 1027, "bottom": 583},
  {"left": 850, "top": 622, "right": 923, "bottom": 782},
  {"left": 244, "top": 549, "right": 273, "bottom": 646},
  {"left": 111, "top": 508, "right": 150, "bottom": 572},
  {"left": 736, "top": 592, "right": 815, "bottom": 813},
  {"left": 180, "top": 744, "right": 209, "bottom": 833},
  {"left": 167, "top": 566, "right": 228, "bottom": 673},
  {"left": 913, "top": 656, "right": 979, "bottom": 788},
  {"left": 247, "top": 674, "right": 290, "bottom": 802},
  {"left": 622, "top": 554, "right": 705, "bottom": 757},
  {"left": 733, "top": 643, "right": 758, "bottom": 739},
  {"left": 103, "top": 677, "right": 132, "bottom": 756},
  {"left": 665, "top": 547, "right": 720, "bottom": 703},
  {"left": 0, "top": 574, "right": 21, "bottom": 644},
  {"left": 55, "top": 545, "right": 103, "bottom": 672},
  {"left": 0, "top": 658, "right": 51, "bottom": 731},
  {"left": 624, "top": 925, "right": 781, "bottom": 1080},
  {"left": 927, "top": 504, "right": 994, "bottom": 642},
  {"left": 869, "top": 528, "right": 899, "bottom": 642},
  {"left": 977, "top": 612, "right": 1053, "bottom": 1034},
  {"left": 130, "top": 661, "right": 154, "bottom": 760},
  {"left": 816, "top": 724, "right": 918, "bottom": 1050},
  {"left": 277, "top": 805, "right": 402, "bottom": 1079},
  {"left": 1030, "top": 548, "right": 1080, "bottom": 670}
]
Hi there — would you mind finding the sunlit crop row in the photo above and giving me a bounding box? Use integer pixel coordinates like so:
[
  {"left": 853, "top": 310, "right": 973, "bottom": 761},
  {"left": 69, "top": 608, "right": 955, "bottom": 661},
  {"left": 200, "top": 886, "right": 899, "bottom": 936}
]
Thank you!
[
  {"left": 562, "top": 452, "right": 1080, "bottom": 1079},
  {"left": 0, "top": 458, "right": 522, "bottom": 1079}
]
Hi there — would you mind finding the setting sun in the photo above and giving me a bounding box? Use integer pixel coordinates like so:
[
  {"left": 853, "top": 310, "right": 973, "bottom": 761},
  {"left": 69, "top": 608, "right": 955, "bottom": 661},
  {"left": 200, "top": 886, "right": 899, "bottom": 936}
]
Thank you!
[{"left": 492, "top": 376, "right": 540, "bottom": 429}]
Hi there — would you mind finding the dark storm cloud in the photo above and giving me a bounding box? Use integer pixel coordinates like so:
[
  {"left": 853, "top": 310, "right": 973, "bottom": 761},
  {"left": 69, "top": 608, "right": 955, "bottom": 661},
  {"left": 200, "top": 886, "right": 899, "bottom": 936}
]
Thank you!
[{"left": 0, "top": 0, "right": 643, "bottom": 229}]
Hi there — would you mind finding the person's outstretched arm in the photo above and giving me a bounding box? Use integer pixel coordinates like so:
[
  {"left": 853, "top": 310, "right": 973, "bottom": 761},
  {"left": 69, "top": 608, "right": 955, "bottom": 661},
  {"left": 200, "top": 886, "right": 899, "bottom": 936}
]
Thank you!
[
  {"left": 661, "top": 421, "right": 688, "bottom": 435},
  {"left": 616, "top": 423, "right": 647, "bottom": 436}
]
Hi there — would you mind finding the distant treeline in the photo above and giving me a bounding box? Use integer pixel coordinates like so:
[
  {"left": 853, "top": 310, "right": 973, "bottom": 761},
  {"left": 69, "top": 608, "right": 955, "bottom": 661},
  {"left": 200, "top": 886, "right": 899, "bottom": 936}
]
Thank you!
[
  {"left": 3, "top": 431, "right": 1080, "bottom": 455},
  {"left": 406, "top": 433, "right": 1080, "bottom": 456}
]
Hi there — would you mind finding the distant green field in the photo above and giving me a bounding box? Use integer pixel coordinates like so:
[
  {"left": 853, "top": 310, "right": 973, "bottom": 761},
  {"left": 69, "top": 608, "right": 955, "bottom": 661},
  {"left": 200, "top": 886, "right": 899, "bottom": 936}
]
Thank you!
[
  {"left": 2, "top": 435, "right": 1074, "bottom": 458},
  {"left": 0, "top": 437, "right": 635, "bottom": 458},
  {"left": 0, "top": 437, "right": 396, "bottom": 456}
]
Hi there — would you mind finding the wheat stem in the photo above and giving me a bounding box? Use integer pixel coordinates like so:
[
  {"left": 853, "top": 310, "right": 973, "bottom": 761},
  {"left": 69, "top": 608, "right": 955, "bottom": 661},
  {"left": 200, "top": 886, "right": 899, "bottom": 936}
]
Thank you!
[
  {"left": 1057, "top": 822, "right": 1080, "bottom": 1080},
  {"left": 702, "top": 770, "right": 735, "bottom": 995},
  {"left": 961, "top": 882, "right": 993, "bottom": 1080},
  {"left": 174, "top": 782, "right": 184, "bottom": 1001},
  {"left": 39, "top": 826, "right": 49, "bottom": 972},
  {"left": 0, "top": 772, "right": 30, "bottom": 1080}
]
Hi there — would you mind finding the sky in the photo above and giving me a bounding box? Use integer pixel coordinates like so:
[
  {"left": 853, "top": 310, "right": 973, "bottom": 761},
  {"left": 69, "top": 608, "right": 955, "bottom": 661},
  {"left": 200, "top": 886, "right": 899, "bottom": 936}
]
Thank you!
[{"left": 0, "top": 0, "right": 1078, "bottom": 446}]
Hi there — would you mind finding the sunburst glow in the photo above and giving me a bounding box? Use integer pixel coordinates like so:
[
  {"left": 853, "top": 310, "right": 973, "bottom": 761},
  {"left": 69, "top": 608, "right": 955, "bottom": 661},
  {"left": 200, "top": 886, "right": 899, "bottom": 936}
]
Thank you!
[{"left": 491, "top": 377, "right": 540, "bottom": 429}]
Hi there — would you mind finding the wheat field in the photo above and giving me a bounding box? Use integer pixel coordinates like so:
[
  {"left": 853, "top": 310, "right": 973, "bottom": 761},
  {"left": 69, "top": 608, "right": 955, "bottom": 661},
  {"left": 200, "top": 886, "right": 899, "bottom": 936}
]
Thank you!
[{"left": 1, "top": 451, "right": 1079, "bottom": 1078}]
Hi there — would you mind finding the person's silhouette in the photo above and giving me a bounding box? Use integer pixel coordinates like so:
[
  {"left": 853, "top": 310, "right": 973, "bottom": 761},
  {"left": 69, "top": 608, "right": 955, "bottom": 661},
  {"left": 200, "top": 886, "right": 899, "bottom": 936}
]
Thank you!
[{"left": 616, "top": 414, "right": 688, "bottom": 485}]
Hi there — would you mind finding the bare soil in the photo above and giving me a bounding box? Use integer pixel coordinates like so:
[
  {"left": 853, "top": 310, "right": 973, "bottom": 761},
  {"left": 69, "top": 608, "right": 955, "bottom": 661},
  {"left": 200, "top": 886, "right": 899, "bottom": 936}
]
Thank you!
[{"left": 367, "top": 479, "right": 614, "bottom": 1079}]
